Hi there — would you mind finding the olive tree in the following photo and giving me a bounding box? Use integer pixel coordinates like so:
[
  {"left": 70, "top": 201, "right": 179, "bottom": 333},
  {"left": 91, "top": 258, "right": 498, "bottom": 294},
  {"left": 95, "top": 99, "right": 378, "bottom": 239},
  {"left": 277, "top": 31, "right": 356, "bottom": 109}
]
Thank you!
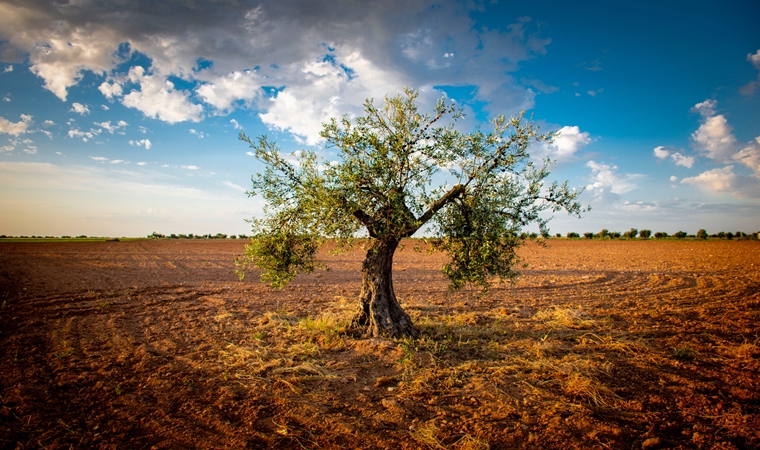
[{"left": 237, "top": 89, "right": 584, "bottom": 338}]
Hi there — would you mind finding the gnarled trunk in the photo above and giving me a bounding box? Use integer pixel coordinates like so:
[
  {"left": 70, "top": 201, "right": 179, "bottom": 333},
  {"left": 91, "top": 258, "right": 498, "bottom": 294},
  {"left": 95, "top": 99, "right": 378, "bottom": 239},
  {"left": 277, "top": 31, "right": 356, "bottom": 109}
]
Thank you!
[{"left": 350, "top": 239, "right": 418, "bottom": 338}]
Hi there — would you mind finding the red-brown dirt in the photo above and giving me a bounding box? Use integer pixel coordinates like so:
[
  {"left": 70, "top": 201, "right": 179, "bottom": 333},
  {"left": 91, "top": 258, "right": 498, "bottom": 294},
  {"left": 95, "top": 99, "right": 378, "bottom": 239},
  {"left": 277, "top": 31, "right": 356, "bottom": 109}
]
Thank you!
[{"left": 0, "top": 239, "right": 758, "bottom": 449}]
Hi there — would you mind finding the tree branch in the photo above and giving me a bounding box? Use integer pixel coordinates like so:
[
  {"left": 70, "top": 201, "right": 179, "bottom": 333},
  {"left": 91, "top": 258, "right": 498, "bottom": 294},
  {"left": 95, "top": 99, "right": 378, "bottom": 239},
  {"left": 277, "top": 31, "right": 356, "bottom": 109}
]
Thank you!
[{"left": 407, "top": 183, "right": 465, "bottom": 235}]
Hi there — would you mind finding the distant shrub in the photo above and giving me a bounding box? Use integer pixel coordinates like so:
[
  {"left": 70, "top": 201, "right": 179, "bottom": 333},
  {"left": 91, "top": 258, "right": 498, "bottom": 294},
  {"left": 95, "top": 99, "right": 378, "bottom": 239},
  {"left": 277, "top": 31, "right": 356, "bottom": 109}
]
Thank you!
[
  {"left": 654, "top": 232, "right": 668, "bottom": 239},
  {"left": 567, "top": 232, "right": 580, "bottom": 238},
  {"left": 583, "top": 232, "right": 594, "bottom": 239},
  {"left": 639, "top": 229, "right": 651, "bottom": 239},
  {"left": 623, "top": 228, "right": 638, "bottom": 239},
  {"left": 609, "top": 231, "right": 621, "bottom": 239},
  {"left": 595, "top": 229, "right": 609, "bottom": 239},
  {"left": 673, "top": 231, "right": 687, "bottom": 239},
  {"left": 696, "top": 229, "right": 708, "bottom": 240}
]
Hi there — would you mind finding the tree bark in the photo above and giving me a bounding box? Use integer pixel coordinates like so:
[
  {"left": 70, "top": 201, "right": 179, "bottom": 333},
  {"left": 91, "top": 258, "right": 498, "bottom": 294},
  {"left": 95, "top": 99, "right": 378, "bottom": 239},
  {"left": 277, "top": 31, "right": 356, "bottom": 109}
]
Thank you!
[{"left": 350, "top": 239, "right": 419, "bottom": 338}]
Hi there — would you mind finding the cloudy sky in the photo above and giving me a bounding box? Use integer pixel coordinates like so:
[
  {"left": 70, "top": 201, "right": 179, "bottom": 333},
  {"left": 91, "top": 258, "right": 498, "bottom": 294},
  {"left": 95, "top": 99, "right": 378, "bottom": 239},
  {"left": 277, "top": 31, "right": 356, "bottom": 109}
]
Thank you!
[{"left": 1, "top": 0, "right": 759, "bottom": 237}]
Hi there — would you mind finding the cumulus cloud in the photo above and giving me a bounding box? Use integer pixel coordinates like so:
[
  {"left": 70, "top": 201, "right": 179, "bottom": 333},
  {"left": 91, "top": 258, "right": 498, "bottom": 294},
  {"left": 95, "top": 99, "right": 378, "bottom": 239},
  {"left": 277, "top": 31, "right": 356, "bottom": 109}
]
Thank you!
[
  {"left": 733, "top": 137, "right": 760, "bottom": 175},
  {"left": 652, "top": 146, "right": 695, "bottom": 168},
  {"left": 681, "top": 164, "right": 760, "bottom": 199},
  {"left": 0, "top": 114, "right": 33, "bottom": 135},
  {"left": 691, "top": 114, "right": 737, "bottom": 163},
  {"left": 121, "top": 66, "right": 203, "bottom": 123},
  {"left": 546, "top": 126, "right": 591, "bottom": 161},
  {"left": 585, "top": 160, "right": 644, "bottom": 201},
  {"left": 70, "top": 102, "right": 90, "bottom": 115},
  {"left": 196, "top": 70, "right": 262, "bottom": 114},
  {"left": 0, "top": 0, "right": 552, "bottom": 140},
  {"left": 689, "top": 99, "right": 760, "bottom": 178},
  {"left": 98, "top": 80, "right": 123, "bottom": 99},
  {"left": 129, "top": 138, "right": 152, "bottom": 150},
  {"left": 681, "top": 166, "right": 736, "bottom": 193}
]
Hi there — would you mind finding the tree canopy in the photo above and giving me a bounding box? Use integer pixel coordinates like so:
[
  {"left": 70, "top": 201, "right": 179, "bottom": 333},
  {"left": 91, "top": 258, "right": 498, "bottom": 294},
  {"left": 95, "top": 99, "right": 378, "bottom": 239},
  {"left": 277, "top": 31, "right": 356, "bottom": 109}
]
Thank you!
[{"left": 237, "top": 89, "right": 584, "bottom": 337}]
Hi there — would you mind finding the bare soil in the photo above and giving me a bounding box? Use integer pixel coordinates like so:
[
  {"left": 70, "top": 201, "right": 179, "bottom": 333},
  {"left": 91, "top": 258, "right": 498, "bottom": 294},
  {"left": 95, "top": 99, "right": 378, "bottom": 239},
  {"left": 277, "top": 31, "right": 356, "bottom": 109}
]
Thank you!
[{"left": 0, "top": 239, "right": 758, "bottom": 449}]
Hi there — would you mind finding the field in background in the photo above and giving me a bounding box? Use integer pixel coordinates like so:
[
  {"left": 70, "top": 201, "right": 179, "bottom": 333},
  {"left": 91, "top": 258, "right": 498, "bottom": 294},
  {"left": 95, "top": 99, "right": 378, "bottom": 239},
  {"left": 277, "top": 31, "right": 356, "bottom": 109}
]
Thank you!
[{"left": 0, "top": 239, "right": 758, "bottom": 449}]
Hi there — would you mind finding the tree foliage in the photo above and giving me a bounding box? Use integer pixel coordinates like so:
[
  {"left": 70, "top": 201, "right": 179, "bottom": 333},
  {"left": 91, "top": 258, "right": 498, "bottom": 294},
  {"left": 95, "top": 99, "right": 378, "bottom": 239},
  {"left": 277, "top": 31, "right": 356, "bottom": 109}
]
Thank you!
[{"left": 236, "top": 89, "right": 584, "bottom": 336}]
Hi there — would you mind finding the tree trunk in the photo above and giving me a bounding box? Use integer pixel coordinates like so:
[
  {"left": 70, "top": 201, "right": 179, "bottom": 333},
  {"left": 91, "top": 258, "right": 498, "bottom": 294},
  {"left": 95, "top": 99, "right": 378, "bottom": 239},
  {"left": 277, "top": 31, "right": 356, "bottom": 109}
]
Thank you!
[{"left": 351, "top": 239, "right": 418, "bottom": 338}]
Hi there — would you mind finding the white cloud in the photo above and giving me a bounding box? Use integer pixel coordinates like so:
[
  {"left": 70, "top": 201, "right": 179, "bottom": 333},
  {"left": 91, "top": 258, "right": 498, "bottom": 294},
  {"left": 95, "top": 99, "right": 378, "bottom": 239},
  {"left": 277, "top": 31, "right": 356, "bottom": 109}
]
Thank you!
[
  {"left": 68, "top": 127, "right": 100, "bottom": 142},
  {"left": 691, "top": 99, "right": 717, "bottom": 118},
  {"left": 669, "top": 175, "right": 678, "bottom": 182},
  {"left": 222, "top": 180, "right": 247, "bottom": 192},
  {"left": 70, "top": 102, "right": 90, "bottom": 115},
  {"left": 0, "top": 114, "right": 33, "bottom": 135},
  {"left": 733, "top": 137, "right": 760, "bottom": 175},
  {"left": 196, "top": 70, "right": 262, "bottom": 114},
  {"left": 689, "top": 99, "right": 760, "bottom": 178},
  {"left": 681, "top": 166, "right": 736, "bottom": 193},
  {"left": 230, "top": 119, "right": 241, "bottom": 129},
  {"left": 94, "top": 120, "right": 128, "bottom": 134},
  {"left": 653, "top": 146, "right": 669, "bottom": 160},
  {"left": 129, "top": 138, "right": 152, "bottom": 150},
  {"left": 98, "top": 80, "right": 123, "bottom": 99},
  {"left": 90, "top": 156, "right": 109, "bottom": 161},
  {"left": 121, "top": 66, "right": 203, "bottom": 123},
  {"left": 3, "top": 65, "right": 12, "bottom": 73},
  {"left": 749, "top": 49, "right": 760, "bottom": 70},
  {"left": 43, "top": 120, "right": 55, "bottom": 126},
  {"left": 652, "top": 146, "right": 695, "bottom": 168},
  {"left": 181, "top": 165, "right": 199, "bottom": 170},
  {"left": 691, "top": 114, "right": 737, "bottom": 163},
  {"left": 585, "top": 160, "right": 643, "bottom": 200},
  {"left": 189, "top": 129, "right": 206, "bottom": 139},
  {"left": 681, "top": 165, "right": 760, "bottom": 199},
  {"left": 541, "top": 126, "right": 591, "bottom": 162},
  {"left": 740, "top": 49, "right": 760, "bottom": 96}
]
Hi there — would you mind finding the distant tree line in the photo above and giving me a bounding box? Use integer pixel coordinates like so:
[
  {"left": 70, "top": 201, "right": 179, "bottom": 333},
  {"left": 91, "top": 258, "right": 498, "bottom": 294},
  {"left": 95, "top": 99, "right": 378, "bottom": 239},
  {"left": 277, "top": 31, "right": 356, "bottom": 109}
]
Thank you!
[
  {"left": 559, "top": 228, "right": 759, "bottom": 241},
  {"left": 147, "top": 232, "right": 248, "bottom": 240},
  {"left": 1, "top": 229, "right": 757, "bottom": 241}
]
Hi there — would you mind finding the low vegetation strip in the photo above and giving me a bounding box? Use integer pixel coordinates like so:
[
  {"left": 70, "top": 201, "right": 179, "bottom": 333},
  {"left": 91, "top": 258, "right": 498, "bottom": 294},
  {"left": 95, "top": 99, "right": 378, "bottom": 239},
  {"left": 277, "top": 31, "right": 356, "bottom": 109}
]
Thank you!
[{"left": 0, "top": 239, "right": 758, "bottom": 449}]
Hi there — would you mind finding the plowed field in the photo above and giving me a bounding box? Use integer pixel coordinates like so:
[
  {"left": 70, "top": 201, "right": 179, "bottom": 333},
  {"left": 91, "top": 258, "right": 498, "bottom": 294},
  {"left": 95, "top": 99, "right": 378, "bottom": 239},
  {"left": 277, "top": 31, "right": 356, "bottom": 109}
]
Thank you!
[{"left": 1, "top": 239, "right": 758, "bottom": 449}]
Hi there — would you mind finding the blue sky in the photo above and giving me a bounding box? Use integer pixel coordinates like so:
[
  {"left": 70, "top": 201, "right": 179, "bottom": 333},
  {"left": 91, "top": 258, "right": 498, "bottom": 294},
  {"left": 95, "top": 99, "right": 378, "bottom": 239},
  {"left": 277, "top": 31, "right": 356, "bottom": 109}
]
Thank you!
[{"left": 1, "top": 0, "right": 758, "bottom": 237}]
